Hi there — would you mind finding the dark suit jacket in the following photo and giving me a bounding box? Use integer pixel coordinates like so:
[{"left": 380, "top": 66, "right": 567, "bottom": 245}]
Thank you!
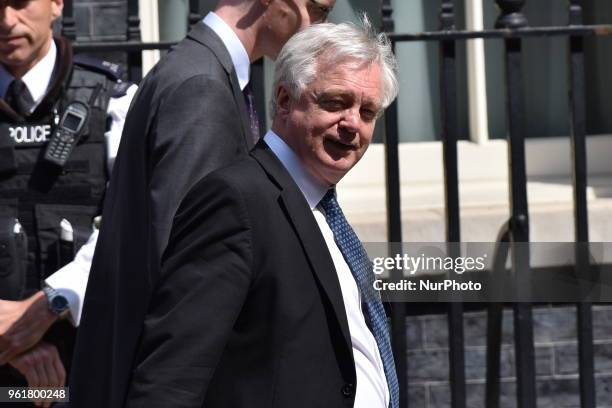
[
  {"left": 69, "top": 23, "right": 254, "bottom": 407},
  {"left": 124, "top": 142, "right": 358, "bottom": 407}
]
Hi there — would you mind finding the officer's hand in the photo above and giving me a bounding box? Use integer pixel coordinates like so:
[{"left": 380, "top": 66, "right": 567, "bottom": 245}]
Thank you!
[
  {"left": 0, "top": 291, "right": 57, "bottom": 365},
  {"left": 8, "top": 341, "right": 66, "bottom": 408}
]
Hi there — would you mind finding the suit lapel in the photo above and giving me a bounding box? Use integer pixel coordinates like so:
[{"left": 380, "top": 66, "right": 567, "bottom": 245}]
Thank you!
[
  {"left": 186, "top": 22, "right": 254, "bottom": 149},
  {"left": 251, "top": 143, "right": 353, "bottom": 354}
]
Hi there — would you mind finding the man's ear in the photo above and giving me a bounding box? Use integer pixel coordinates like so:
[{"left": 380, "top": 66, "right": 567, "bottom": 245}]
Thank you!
[
  {"left": 51, "top": 0, "right": 64, "bottom": 20},
  {"left": 275, "top": 85, "right": 293, "bottom": 117}
]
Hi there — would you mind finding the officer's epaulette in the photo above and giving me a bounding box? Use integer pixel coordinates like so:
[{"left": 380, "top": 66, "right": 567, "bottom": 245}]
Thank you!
[{"left": 73, "top": 54, "right": 123, "bottom": 81}]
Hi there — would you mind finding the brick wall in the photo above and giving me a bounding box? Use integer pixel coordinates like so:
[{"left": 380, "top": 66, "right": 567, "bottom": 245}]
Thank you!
[{"left": 407, "top": 306, "right": 612, "bottom": 407}]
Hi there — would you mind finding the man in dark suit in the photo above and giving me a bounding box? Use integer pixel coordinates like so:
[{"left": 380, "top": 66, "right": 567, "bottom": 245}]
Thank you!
[
  {"left": 70, "top": 1, "right": 335, "bottom": 407},
  {"left": 126, "top": 18, "right": 400, "bottom": 407}
]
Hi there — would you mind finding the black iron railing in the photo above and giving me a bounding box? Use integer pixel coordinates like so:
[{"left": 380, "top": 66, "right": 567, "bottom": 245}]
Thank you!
[
  {"left": 438, "top": 3, "right": 466, "bottom": 408},
  {"left": 62, "top": 0, "right": 178, "bottom": 82},
  {"left": 381, "top": 0, "right": 612, "bottom": 407}
]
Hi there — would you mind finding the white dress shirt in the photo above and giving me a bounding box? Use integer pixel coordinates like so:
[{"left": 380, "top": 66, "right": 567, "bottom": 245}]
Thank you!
[
  {"left": 0, "top": 40, "right": 137, "bottom": 325},
  {"left": 264, "top": 130, "right": 390, "bottom": 408},
  {"left": 203, "top": 12, "right": 250, "bottom": 90}
]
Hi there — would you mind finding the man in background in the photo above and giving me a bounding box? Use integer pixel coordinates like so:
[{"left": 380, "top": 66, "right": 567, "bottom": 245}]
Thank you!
[
  {"left": 0, "top": 0, "right": 135, "bottom": 399},
  {"left": 70, "top": 1, "right": 335, "bottom": 407}
]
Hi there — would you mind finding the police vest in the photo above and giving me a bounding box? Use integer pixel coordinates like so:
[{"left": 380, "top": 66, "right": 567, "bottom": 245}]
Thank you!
[{"left": 0, "top": 42, "right": 122, "bottom": 300}]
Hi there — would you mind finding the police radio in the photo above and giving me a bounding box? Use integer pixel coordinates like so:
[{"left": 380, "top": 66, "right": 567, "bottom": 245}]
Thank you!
[{"left": 43, "top": 101, "right": 89, "bottom": 167}]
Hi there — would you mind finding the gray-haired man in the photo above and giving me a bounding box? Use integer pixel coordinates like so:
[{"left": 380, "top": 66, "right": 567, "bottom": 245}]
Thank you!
[{"left": 126, "top": 17, "right": 400, "bottom": 408}]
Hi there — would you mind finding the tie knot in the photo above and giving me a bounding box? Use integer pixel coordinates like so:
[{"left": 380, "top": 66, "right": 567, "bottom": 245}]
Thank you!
[
  {"left": 6, "top": 78, "right": 34, "bottom": 116},
  {"left": 9, "top": 78, "right": 26, "bottom": 93},
  {"left": 242, "top": 82, "right": 253, "bottom": 98}
]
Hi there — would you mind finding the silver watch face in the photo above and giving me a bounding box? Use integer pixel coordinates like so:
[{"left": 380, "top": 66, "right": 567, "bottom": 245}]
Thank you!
[
  {"left": 51, "top": 295, "right": 69, "bottom": 312},
  {"left": 45, "top": 287, "right": 69, "bottom": 315}
]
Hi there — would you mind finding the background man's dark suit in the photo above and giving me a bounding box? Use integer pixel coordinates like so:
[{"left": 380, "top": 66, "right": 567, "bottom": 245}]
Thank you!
[
  {"left": 69, "top": 22, "right": 254, "bottom": 407},
  {"left": 125, "top": 142, "right": 358, "bottom": 407}
]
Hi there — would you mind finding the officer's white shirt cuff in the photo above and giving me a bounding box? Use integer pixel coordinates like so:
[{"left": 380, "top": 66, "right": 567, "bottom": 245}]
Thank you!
[{"left": 44, "top": 228, "right": 98, "bottom": 326}]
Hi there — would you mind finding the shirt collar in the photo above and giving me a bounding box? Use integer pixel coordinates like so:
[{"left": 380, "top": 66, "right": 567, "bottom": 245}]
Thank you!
[
  {"left": 203, "top": 12, "right": 250, "bottom": 90},
  {"left": 263, "top": 130, "right": 331, "bottom": 210},
  {"left": 0, "top": 40, "right": 56, "bottom": 109}
]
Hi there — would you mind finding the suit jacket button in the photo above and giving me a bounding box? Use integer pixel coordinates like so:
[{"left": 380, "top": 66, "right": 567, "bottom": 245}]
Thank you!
[{"left": 341, "top": 383, "right": 355, "bottom": 398}]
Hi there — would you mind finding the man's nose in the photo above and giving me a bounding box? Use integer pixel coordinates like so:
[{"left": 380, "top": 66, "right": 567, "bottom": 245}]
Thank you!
[
  {"left": 0, "top": 7, "right": 18, "bottom": 30},
  {"left": 338, "top": 107, "right": 360, "bottom": 133}
]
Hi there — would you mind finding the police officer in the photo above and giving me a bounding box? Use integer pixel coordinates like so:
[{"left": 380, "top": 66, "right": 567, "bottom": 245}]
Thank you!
[{"left": 0, "top": 0, "right": 135, "bottom": 396}]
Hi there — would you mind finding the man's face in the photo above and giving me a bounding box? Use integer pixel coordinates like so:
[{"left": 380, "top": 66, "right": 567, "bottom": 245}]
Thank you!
[
  {"left": 0, "top": 0, "right": 63, "bottom": 76},
  {"left": 262, "top": 0, "right": 335, "bottom": 59},
  {"left": 276, "top": 60, "right": 383, "bottom": 186}
]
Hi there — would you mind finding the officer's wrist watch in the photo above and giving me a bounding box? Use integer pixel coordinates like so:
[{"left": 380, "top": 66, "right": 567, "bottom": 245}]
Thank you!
[{"left": 42, "top": 286, "right": 70, "bottom": 319}]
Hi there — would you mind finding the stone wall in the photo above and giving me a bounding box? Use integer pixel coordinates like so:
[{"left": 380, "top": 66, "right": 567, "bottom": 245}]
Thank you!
[
  {"left": 57, "top": 0, "right": 130, "bottom": 76},
  {"left": 73, "top": 0, "right": 128, "bottom": 41},
  {"left": 407, "top": 306, "right": 612, "bottom": 407}
]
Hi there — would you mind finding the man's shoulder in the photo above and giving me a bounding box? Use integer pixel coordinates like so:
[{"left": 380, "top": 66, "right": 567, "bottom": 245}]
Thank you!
[
  {"left": 72, "top": 54, "right": 123, "bottom": 81},
  {"left": 185, "top": 156, "right": 269, "bottom": 202},
  {"left": 71, "top": 55, "right": 135, "bottom": 98},
  {"left": 205, "top": 156, "right": 265, "bottom": 191},
  {"left": 176, "top": 155, "right": 270, "bottom": 223},
  {"left": 148, "top": 33, "right": 228, "bottom": 85},
  {"left": 132, "top": 38, "right": 230, "bottom": 109}
]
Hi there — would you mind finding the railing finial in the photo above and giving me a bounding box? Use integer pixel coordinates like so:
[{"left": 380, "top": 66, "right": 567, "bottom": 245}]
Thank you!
[
  {"left": 440, "top": 0, "right": 455, "bottom": 31},
  {"left": 127, "top": 0, "right": 142, "bottom": 42},
  {"left": 568, "top": 0, "right": 583, "bottom": 26},
  {"left": 495, "top": 0, "right": 528, "bottom": 29},
  {"left": 381, "top": 0, "right": 394, "bottom": 33},
  {"left": 61, "top": 0, "right": 77, "bottom": 41},
  {"left": 189, "top": 0, "right": 202, "bottom": 27}
]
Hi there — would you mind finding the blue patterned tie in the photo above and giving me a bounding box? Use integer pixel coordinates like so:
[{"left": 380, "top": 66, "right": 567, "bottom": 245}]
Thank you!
[{"left": 319, "top": 189, "right": 400, "bottom": 408}]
